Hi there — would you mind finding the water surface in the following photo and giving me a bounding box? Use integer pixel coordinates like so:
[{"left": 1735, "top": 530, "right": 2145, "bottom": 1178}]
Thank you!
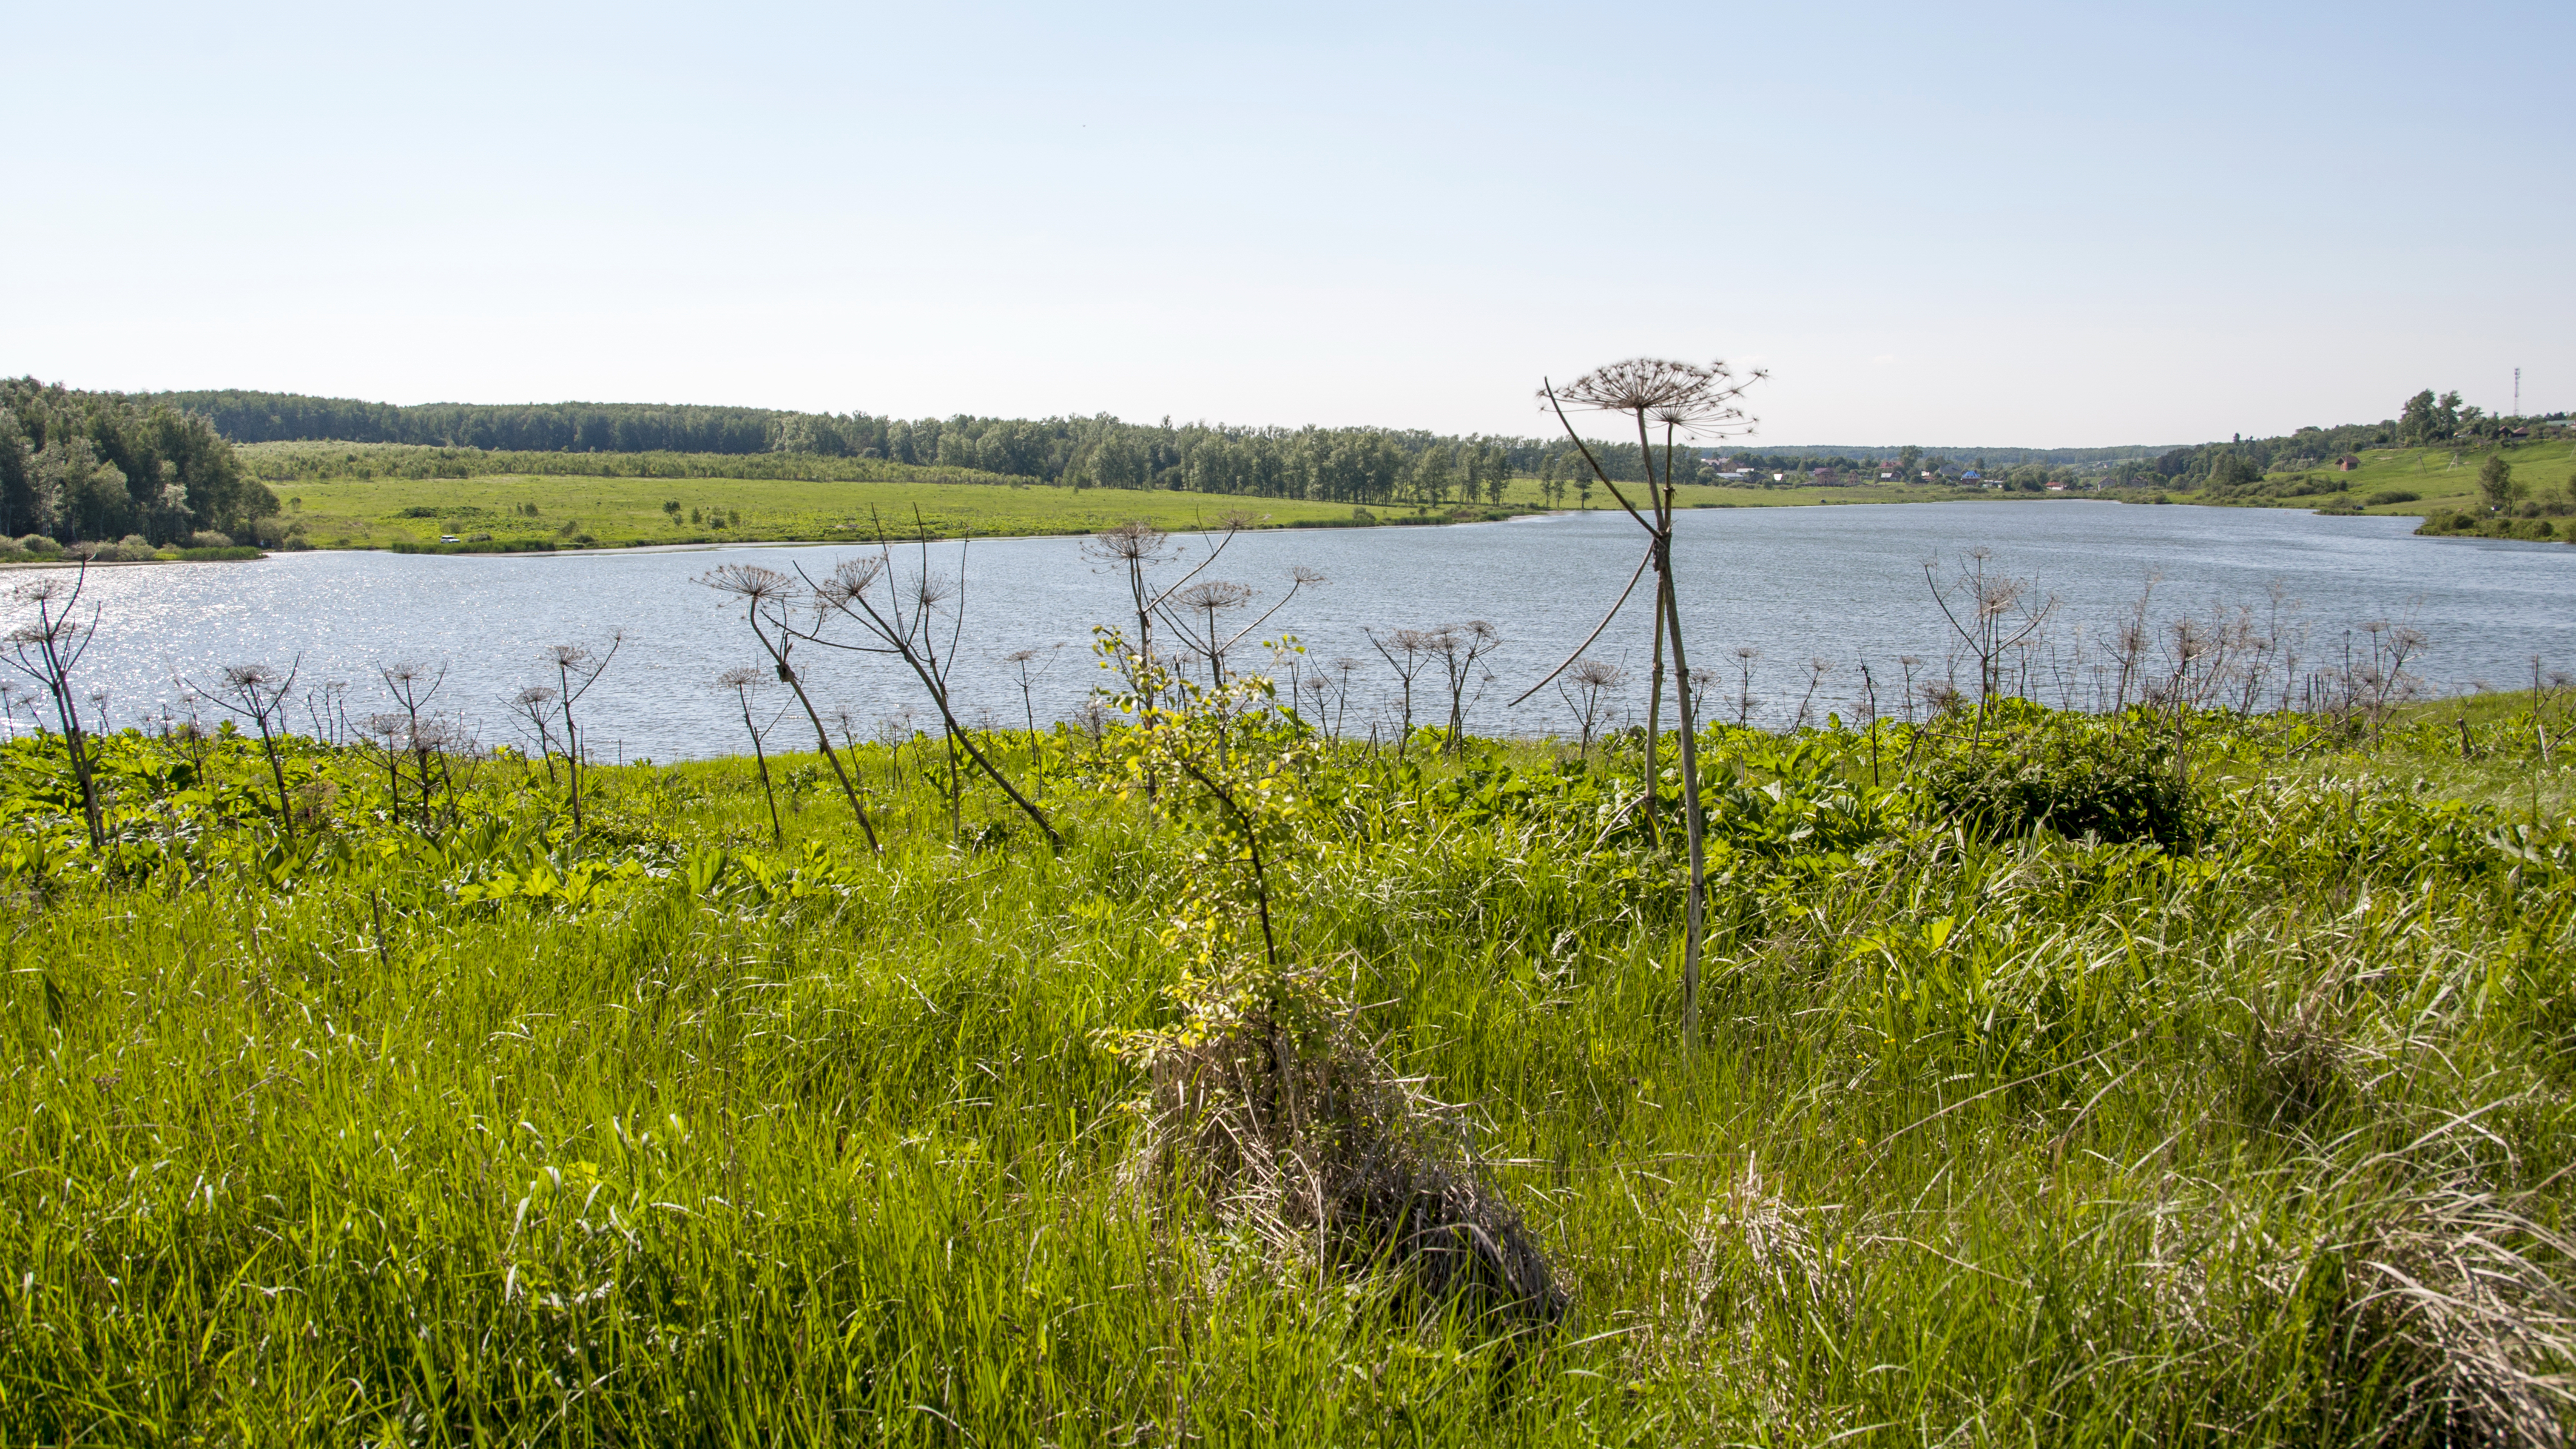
[{"left": 26, "top": 502, "right": 2574, "bottom": 759}]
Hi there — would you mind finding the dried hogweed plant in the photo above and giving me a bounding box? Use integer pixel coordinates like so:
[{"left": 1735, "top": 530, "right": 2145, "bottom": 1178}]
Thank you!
[
  {"left": 698, "top": 565, "right": 878, "bottom": 851},
  {"left": 2, "top": 563, "right": 106, "bottom": 849},
  {"left": 1522, "top": 357, "right": 1764, "bottom": 1046}
]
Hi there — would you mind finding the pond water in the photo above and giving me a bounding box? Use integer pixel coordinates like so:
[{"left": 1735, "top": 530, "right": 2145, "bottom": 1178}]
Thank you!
[{"left": 20, "top": 502, "right": 2576, "bottom": 761}]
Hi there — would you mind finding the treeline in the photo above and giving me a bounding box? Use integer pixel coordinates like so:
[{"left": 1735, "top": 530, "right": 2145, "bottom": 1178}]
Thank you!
[
  {"left": 1, "top": 379, "right": 278, "bottom": 545},
  {"left": 172, "top": 390, "right": 1720, "bottom": 503},
  {"left": 146, "top": 391, "right": 780, "bottom": 455},
  {"left": 2113, "top": 420, "right": 2393, "bottom": 491},
  {"left": 237, "top": 442, "right": 1016, "bottom": 486},
  {"left": 101, "top": 382, "right": 2565, "bottom": 515},
  {"left": 1738, "top": 443, "right": 2174, "bottom": 466},
  {"left": 1705, "top": 447, "right": 2077, "bottom": 488}
]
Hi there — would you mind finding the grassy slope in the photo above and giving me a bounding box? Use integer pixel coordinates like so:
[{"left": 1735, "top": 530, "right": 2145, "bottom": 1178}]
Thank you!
[
  {"left": 4, "top": 691, "right": 2572, "bottom": 1445},
  {"left": 2176, "top": 437, "right": 2576, "bottom": 523}
]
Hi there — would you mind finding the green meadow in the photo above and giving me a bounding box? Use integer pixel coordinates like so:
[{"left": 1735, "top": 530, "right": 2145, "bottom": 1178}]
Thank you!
[
  {"left": 4, "top": 673, "right": 2571, "bottom": 1444},
  {"left": 240, "top": 441, "right": 2018, "bottom": 554},
  {"left": 266, "top": 472, "right": 1390, "bottom": 551}
]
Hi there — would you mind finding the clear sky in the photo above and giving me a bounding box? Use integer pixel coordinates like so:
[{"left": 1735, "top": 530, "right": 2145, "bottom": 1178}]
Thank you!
[{"left": 5, "top": 1, "right": 2568, "bottom": 446}]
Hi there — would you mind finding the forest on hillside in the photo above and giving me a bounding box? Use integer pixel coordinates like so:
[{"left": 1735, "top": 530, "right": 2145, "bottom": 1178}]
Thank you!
[{"left": 1, "top": 380, "right": 279, "bottom": 546}]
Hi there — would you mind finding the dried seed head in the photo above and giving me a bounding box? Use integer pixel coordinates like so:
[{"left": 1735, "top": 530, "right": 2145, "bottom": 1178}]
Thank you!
[
  {"left": 815, "top": 555, "right": 886, "bottom": 605},
  {"left": 1174, "top": 580, "right": 1255, "bottom": 613},
  {"left": 1545, "top": 357, "right": 1764, "bottom": 437},
  {"left": 1568, "top": 658, "right": 1624, "bottom": 689},
  {"left": 908, "top": 570, "right": 956, "bottom": 610},
  {"left": 698, "top": 563, "right": 794, "bottom": 602},
  {"left": 1082, "top": 520, "right": 1168, "bottom": 566}
]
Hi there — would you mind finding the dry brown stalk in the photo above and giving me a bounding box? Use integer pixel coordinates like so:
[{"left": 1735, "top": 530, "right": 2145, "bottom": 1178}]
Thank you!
[{"left": 1532, "top": 357, "right": 1764, "bottom": 1047}]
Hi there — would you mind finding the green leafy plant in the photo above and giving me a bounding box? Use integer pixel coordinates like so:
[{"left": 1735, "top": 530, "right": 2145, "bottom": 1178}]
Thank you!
[{"left": 1924, "top": 715, "right": 2198, "bottom": 847}]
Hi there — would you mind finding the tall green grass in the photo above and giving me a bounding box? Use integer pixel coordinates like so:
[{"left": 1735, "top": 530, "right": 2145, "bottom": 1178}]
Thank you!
[{"left": 2, "top": 696, "right": 2570, "bottom": 1444}]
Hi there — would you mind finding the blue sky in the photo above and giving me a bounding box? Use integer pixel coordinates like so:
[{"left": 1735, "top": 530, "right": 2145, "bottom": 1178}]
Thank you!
[{"left": 4, "top": 1, "right": 2567, "bottom": 445}]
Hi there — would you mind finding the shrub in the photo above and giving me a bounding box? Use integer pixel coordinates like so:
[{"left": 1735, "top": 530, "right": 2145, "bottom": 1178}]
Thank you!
[
  {"left": 189, "top": 530, "right": 235, "bottom": 550},
  {"left": 1926, "top": 721, "right": 2197, "bottom": 847},
  {"left": 16, "top": 534, "right": 59, "bottom": 557},
  {"left": 66, "top": 537, "right": 157, "bottom": 563},
  {"left": 2365, "top": 488, "right": 2419, "bottom": 506}
]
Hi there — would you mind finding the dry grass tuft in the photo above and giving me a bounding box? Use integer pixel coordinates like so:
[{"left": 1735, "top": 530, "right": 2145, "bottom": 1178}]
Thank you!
[
  {"left": 1123, "top": 960, "right": 1568, "bottom": 1330},
  {"left": 2338, "top": 1180, "right": 2576, "bottom": 1449},
  {"left": 2230, "top": 974, "right": 2358, "bottom": 1135}
]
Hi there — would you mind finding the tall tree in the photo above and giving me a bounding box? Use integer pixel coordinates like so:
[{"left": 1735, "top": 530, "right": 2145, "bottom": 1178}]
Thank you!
[
  {"left": 2477, "top": 452, "right": 2523, "bottom": 515},
  {"left": 1413, "top": 445, "right": 1455, "bottom": 506}
]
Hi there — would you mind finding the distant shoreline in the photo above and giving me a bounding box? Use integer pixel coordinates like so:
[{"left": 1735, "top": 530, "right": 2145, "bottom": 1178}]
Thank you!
[{"left": 4, "top": 491, "right": 2474, "bottom": 570}]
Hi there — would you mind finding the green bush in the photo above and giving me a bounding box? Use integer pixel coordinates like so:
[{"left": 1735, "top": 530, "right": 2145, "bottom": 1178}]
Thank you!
[
  {"left": 2364, "top": 488, "right": 2419, "bottom": 506},
  {"left": 68, "top": 536, "right": 159, "bottom": 563},
  {"left": 1926, "top": 719, "right": 2197, "bottom": 847}
]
